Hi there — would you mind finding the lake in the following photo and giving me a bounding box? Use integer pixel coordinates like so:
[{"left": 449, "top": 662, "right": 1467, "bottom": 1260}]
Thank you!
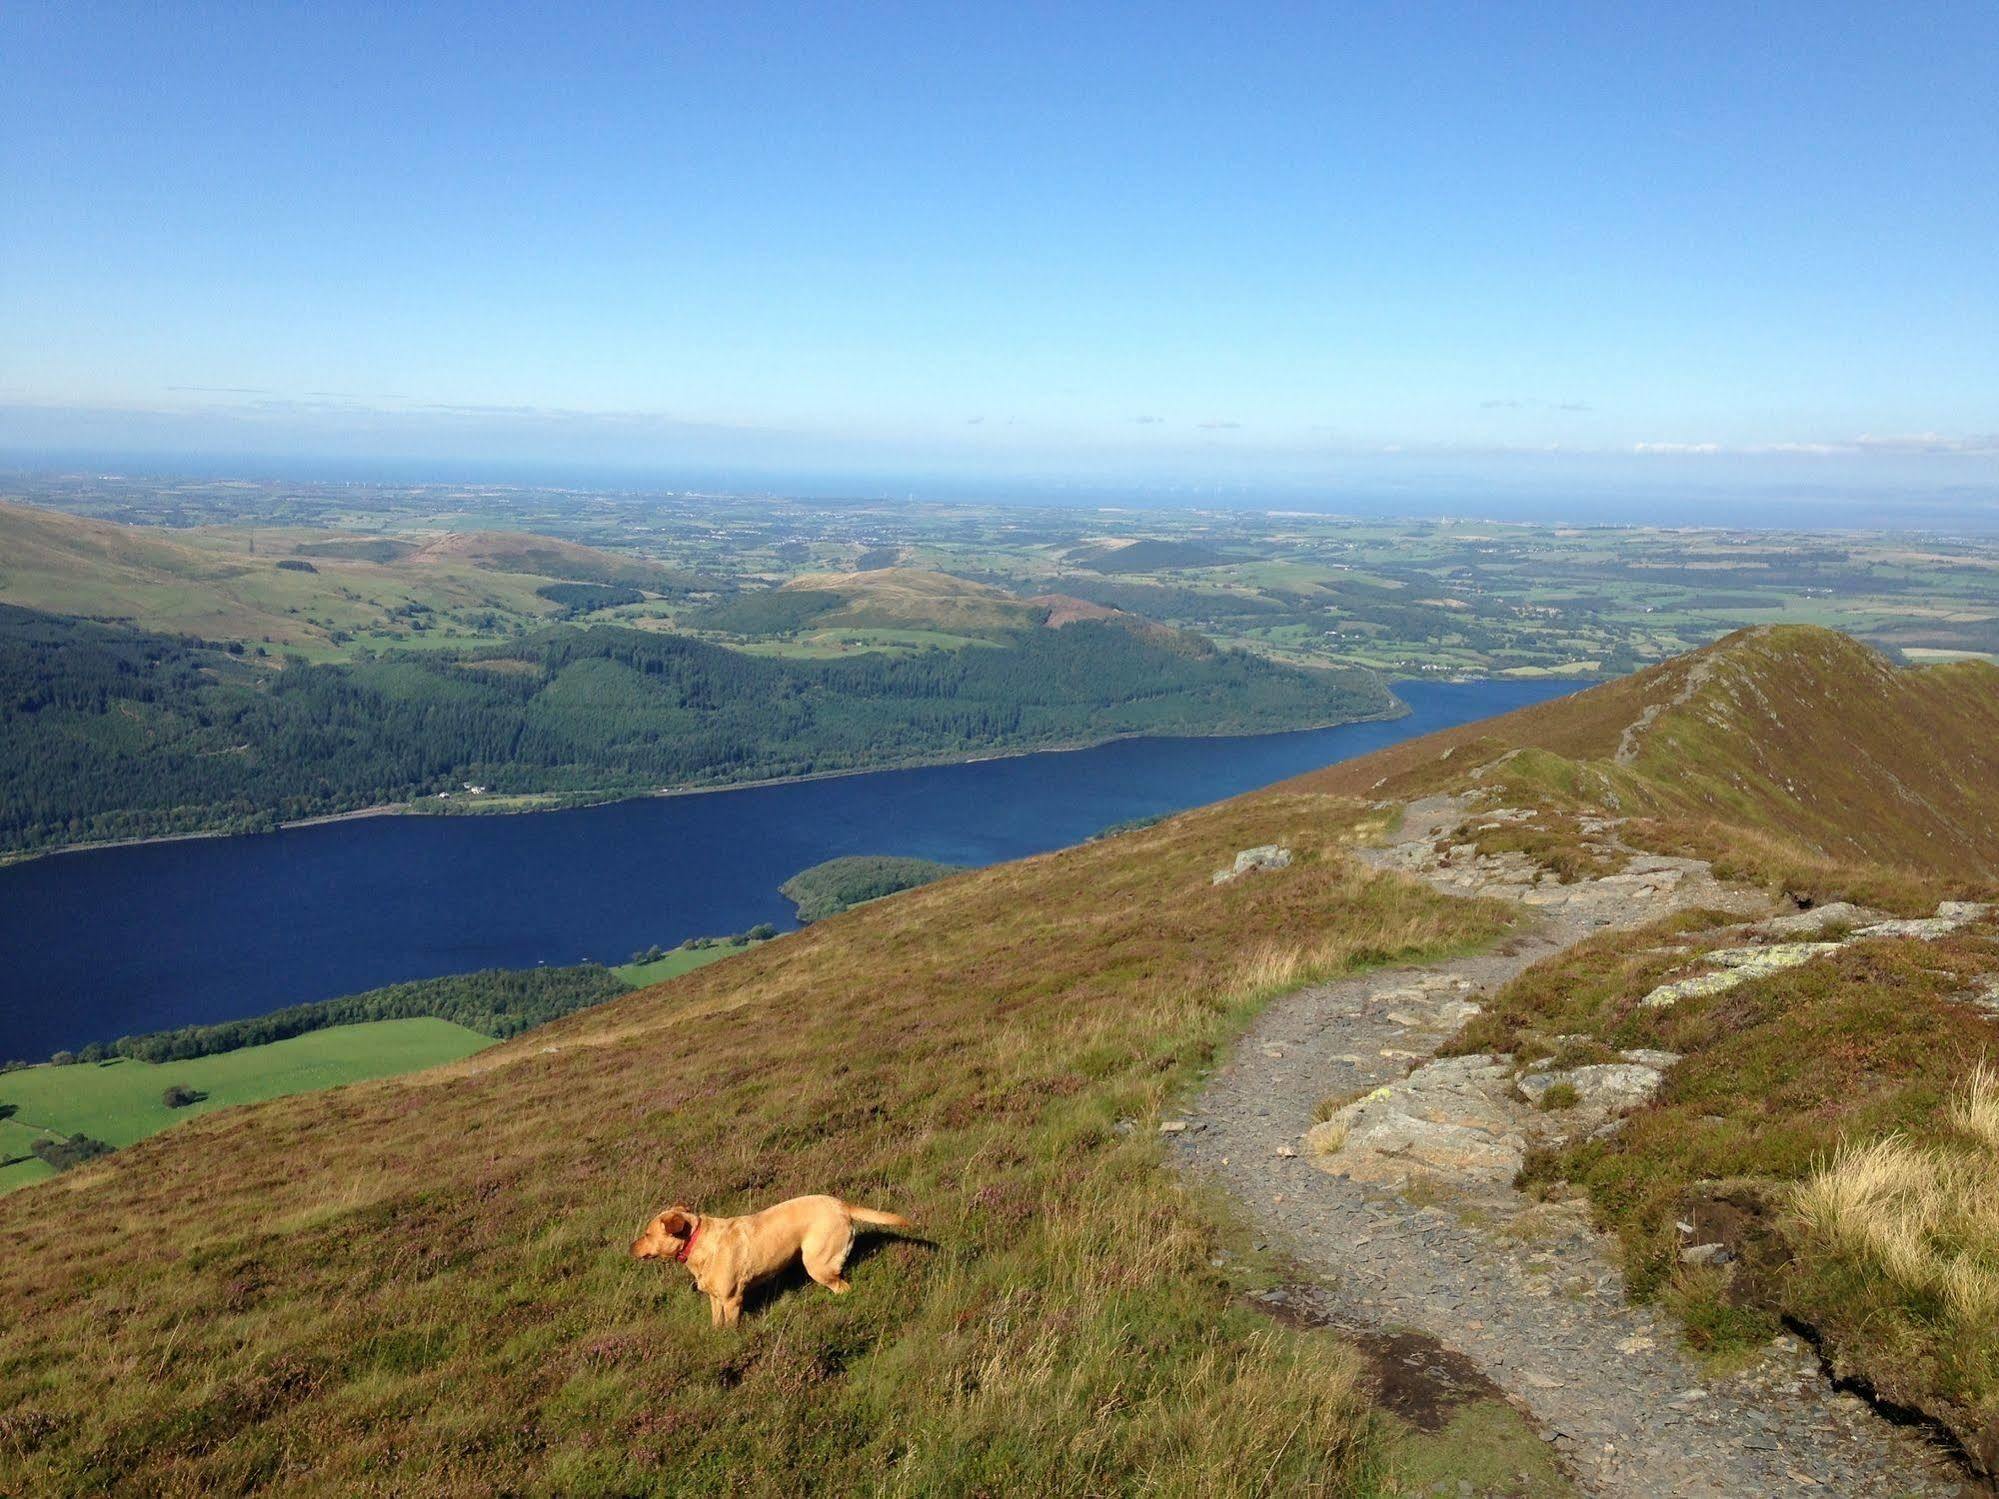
[{"left": 0, "top": 678, "right": 1581, "bottom": 1059}]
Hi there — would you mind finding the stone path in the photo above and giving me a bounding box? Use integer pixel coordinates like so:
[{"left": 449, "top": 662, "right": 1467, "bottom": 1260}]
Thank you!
[{"left": 1177, "top": 797, "right": 1971, "bottom": 1497}]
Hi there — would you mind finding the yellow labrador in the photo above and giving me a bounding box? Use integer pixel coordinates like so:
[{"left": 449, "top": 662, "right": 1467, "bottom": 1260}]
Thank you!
[{"left": 631, "top": 1194, "right": 912, "bottom": 1326}]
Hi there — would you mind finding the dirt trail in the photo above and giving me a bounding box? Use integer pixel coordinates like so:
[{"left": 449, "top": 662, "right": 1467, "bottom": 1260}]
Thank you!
[{"left": 1179, "top": 796, "right": 1969, "bottom": 1497}]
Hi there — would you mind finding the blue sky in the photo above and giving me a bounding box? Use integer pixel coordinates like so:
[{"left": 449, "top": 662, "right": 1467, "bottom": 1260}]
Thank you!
[{"left": 2, "top": 2, "right": 1995, "bottom": 503}]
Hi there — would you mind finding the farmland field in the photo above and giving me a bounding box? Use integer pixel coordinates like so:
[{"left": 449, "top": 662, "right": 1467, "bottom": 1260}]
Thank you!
[{"left": 0, "top": 1019, "right": 494, "bottom": 1193}]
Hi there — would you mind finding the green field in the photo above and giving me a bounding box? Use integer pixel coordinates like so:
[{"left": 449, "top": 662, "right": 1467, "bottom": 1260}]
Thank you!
[
  {"left": 611, "top": 940, "right": 760, "bottom": 987},
  {"left": 0, "top": 1019, "right": 493, "bottom": 1194}
]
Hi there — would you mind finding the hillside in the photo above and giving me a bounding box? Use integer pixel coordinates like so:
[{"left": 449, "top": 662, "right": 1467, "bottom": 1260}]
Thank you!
[
  {"left": 0, "top": 604, "right": 1394, "bottom": 856},
  {"left": 0, "top": 502, "right": 687, "bottom": 653},
  {"left": 6, "top": 625, "right": 1996, "bottom": 1489},
  {"left": 0, "top": 787, "right": 1523, "bottom": 1493},
  {"left": 404, "top": 530, "right": 686, "bottom": 590},
  {"left": 1280, "top": 624, "right": 1999, "bottom": 1469},
  {"left": 1294, "top": 624, "right": 1999, "bottom": 882},
  {"left": 1069, "top": 539, "right": 1238, "bottom": 573},
  {"left": 695, "top": 567, "right": 1152, "bottom": 644},
  {"left": 778, "top": 567, "right": 1046, "bottom": 636}
]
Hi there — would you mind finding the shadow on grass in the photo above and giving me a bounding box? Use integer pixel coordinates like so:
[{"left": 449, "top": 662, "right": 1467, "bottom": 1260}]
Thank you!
[{"left": 738, "top": 1229, "right": 939, "bottom": 1318}]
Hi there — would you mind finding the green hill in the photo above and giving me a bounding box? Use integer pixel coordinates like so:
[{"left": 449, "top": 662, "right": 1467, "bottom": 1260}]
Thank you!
[{"left": 0, "top": 603, "right": 1394, "bottom": 856}]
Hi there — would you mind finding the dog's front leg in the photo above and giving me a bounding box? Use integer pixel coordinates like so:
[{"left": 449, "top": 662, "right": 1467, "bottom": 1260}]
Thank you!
[
  {"left": 708, "top": 1293, "right": 724, "bottom": 1328},
  {"left": 719, "top": 1295, "right": 744, "bottom": 1327}
]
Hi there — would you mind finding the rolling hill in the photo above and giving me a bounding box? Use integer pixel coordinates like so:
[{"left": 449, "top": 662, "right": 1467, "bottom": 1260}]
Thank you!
[
  {"left": 693, "top": 567, "right": 1154, "bottom": 644},
  {"left": 0, "top": 501, "right": 688, "bottom": 652},
  {"left": 5, "top": 625, "right": 1996, "bottom": 1489},
  {"left": 403, "top": 530, "right": 689, "bottom": 590},
  {"left": 1068, "top": 539, "right": 1238, "bottom": 573},
  {"left": 776, "top": 567, "right": 1046, "bottom": 636}
]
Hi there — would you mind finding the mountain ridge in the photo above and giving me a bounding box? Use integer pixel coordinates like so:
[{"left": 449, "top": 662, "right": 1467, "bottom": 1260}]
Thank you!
[{"left": 1292, "top": 624, "right": 1999, "bottom": 880}]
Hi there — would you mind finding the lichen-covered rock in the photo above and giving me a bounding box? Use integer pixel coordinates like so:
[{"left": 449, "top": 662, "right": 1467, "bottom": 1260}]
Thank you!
[
  {"left": 1307, "top": 1054, "right": 1525, "bottom": 1186},
  {"left": 1754, "top": 902, "right": 1887, "bottom": 937},
  {"left": 1641, "top": 942, "right": 1841, "bottom": 1008},
  {"left": 1619, "top": 1047, "right": 1682, "bottom": 1070},
  {"left": 1211, "top": 844, "right": 1293, "bottom": 884},
  {"left": 1855, "top": 903, "right": 1989, "bottom": 939},
  {"left": 1706, "top": 941, "right": 1844, "bottom": 970},
  {"left": 1517, "top": 1062, "right": 1666, "bottom": 1112}
]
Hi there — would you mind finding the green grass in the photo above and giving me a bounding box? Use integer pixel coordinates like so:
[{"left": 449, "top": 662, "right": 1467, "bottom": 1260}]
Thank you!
[
  {"left": 0, "top": 1020, "right": 494, "bottom": 1193},
  {"left": 1385, "top": 1399, "right": 1573, "bottom": 1495},
  {"left": 611, "top": 941, "right": 759, "bottom": 986}
]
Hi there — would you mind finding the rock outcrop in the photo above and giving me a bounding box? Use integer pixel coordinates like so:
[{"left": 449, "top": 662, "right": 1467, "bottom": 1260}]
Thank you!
[{"left": 1212, "top": 844, "right": 1292, "bottom": 884}]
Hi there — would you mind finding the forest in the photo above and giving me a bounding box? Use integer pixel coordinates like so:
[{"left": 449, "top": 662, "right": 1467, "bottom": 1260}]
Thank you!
[
  {"left": 779, "top": 854, "right": 968, "bottom": 921},
  {"left": 0, "top": 603, "right": 1392, "bottom": 855}
]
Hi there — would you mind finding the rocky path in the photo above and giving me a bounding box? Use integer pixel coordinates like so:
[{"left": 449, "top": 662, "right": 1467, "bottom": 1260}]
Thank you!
[{"left": 1178, "top": 797, "right": 1969, "bottom": 1497}]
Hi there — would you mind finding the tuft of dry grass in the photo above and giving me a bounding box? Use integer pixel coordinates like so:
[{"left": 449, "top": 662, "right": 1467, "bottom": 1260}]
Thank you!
[
  {"left": 1950, "top": 1062, "right": 1999, "bottom": 1152},
  {"left": 1794, "top": 1066, "right": 1999, "bottom": 1330}
]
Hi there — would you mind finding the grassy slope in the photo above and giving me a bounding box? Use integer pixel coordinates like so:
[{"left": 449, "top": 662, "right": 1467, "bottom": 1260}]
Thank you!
[
  {"left": 1294, "top": 625, "right": 1999, "bottom": 1464},
  {"left": 0, "top": 1021, "right": 494, "bottom": 1194},
  {"left": 777, "top": 567, "right": 1044, "bottom": 637},
  {"left": 0, "top": 501, "right": 676, "bottom": 652},
  {"left": 1452, "top": 906, "right": 1999, "bottom": 1467},
  {"left": 1293, "top": 624, "right": 1999, "bottom": 884},
  {"left": 0, "top": 791, "right": 1516, "bottom": 1494}
]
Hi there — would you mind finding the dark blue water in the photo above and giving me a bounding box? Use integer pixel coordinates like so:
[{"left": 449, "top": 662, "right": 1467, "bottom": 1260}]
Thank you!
[{"left": 0, "top": 679, "right": 1581, "bottom": 1059}]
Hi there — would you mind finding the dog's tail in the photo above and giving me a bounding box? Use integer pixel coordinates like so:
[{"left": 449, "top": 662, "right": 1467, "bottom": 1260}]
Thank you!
[{"left": 843, "top": 1201, "right": 913, "bottom": 1231}]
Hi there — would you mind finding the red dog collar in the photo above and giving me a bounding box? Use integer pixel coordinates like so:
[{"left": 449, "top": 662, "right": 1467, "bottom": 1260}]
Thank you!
[{"left": 673, "top": 1220, "right": 700, "bottom": 1263}]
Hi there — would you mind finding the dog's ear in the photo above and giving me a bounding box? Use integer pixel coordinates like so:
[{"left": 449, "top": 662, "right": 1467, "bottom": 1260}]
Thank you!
[{"left": 660, "top": 1208, "right": 691, "bottom": 1236}]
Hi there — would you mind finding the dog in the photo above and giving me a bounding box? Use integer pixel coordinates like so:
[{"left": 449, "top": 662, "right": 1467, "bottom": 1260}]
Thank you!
[{"left": 631, "top": 1194, "right": 913, "bottom": 1326}]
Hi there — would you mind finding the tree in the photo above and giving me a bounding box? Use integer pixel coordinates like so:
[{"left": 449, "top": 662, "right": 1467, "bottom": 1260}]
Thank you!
[
  {"left": 162, "top": 1085, "right": 207, "bottom": 1108},
  {"left": 32, "top": 1134, "right": 113, "bottom": 1171}
]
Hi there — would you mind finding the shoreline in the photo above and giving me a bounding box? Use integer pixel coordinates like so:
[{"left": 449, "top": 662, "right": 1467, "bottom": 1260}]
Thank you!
[{"left": 1, "top": 696, "right": 1442, "bottom": 869}]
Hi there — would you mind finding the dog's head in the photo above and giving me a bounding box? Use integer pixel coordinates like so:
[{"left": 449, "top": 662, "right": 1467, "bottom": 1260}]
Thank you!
[{"left": 631, "top": 1205, "right": 696, "bottom": 1261}]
